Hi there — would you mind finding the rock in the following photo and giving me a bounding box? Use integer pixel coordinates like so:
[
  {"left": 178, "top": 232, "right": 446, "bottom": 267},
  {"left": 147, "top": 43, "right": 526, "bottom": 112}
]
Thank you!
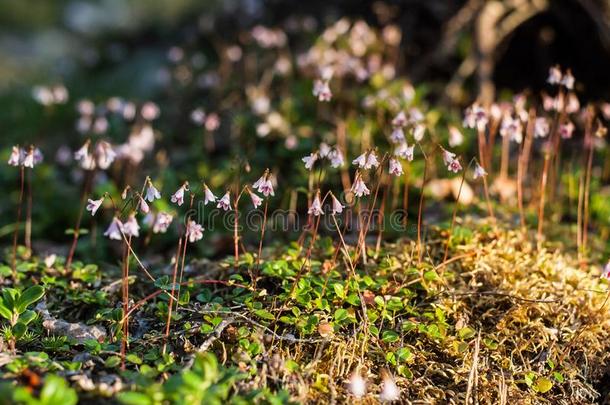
[{"left": 36, "top": 301, "right": 107, "bottom": 343}]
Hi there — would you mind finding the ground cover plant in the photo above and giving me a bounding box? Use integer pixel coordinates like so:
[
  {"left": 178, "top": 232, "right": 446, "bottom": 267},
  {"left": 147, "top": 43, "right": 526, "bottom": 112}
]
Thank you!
[{"left": 2, "top": 2, "right": 610, "bottom": 404}]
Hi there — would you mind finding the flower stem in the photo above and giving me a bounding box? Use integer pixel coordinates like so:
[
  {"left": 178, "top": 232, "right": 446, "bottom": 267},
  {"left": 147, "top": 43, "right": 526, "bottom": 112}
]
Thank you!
[
  {"left": 66, "top": 170, "right": 94, "bottom": 269},
  {"left": 11, "top": 166, "right": 25, "bottom": 282}
]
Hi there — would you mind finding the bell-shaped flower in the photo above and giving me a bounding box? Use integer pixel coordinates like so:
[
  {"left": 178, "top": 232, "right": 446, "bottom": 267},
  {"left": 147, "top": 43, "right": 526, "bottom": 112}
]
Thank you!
[
  {"left": 186, "top": 220, "right": 204, "bottom": 243},
  {"left": 145, "top": 181, "right": 161, "bottom": 202},
  {"left": 122, "top": 214, "right": 140, "bottom": 237},
  {"left": 347, "top": 372, "right": 367, "bottom": 399},
  {"left": 329, "top": 148, "right": 344, "bottom": 168},
  {"left": 217, "top": 192, "right": 231, "bottom": 211},
  {"left": 302, "top": 152, "right": 318, "bottom": 170},
  {"left": 86, "top": 197, "right": 104, "bottom": 216},
  {"left": 203, "top": 184, "right": 217, "bottom": 205},
  {"left": 352, "top": 176, "right": 370, "bottom": 197},
  {"left": 249, "top": 190, "right": 263, "bottom": 209},
  {"left": 153, "top": 212, "right": 173, "bottom": 234},
  {"left": 104, "top": 217, "right": 123, "bottom": 240},
  {"left": 331, "top": 194, "right": 343, "bottom": 215},
  {"left": 7, "top": 146, "right": 23, "bottom": 166},
  {"left": 171, "top": 183, "right": 188, "bottom": 206},
  {"left": 379, "top": 374, "right": 400, "bottom": 402},
  {"left": 473, "top": 163, "right": 487, "bottom": 179},
  {"left": 389, "top": 158, "right": 403, "bottom": 176},
  {"left": 308, "top": 193, "right": 324, "bottom": 216}
]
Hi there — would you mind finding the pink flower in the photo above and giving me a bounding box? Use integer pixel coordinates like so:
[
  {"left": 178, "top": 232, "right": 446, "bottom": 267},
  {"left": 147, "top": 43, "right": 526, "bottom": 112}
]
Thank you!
[
  {"left": 352, "top": 153, "right": 367, "bottom": 168},
  {"left": 500, "top": 116, "right": 523, "bottom": 143},
  {"left": 203, "top": 184, "right": 217, "bottom": 205},
  {"left": 138, "top": 195, "right": 150, "bottom": 214},
  {"left": 302, "top": 152, "right": 318, "bottom": 170},
  {"left": 602, "top": 261, "right": 610, "bottom": 280},
  {"left": 329, "top": 148, "right": 344, "bottom": 168},
  {"left": 442, "top": 149, "right": 456, "bottom": 166},
  {"left": 561, "top": 70, "right": 574, "bottom": 89},
  {"left": 253, "top": 172, "right": 274, "bottom": 197},
  {"left": 145, "top": 181, "right": 161, "bottom": 202},
  {"left": 95, "top": 140, "right": 116, "bottom": 170},
  {"left": 313, "top": 79, "right": 332, "bottom": 102},
  {"left": 389, "top": 127, "right": 405, "bottom": 144},
  {"left": 331, "top": 194, "right": 343, "bottom": 215},
  {"left": 448, "top": 126, "right": 464, "bottom": 147},
  {"left": 319, "top": 142, "right": 331, "bottom": 158},
  {"left": 7, "top": 146, "right": 23, "bottom": 166},
  {"left": 22, "top": 149, "right": 35, "bottom": 168},
  {"left": 389, "top": 158, "right": 403, "bottom": 176},
  {"left": 153, "top": 212, "right": 173, "bottom": 234},
  {"left": 104, "top": 217, "right": 123, "bottom": 240},
  {"left": 308, "top": 193, "right": 324, "bottom": 216},
  {"left": 463, "top": 104, "right": 488, "bottom": 130},
  {"left": 395, "top": 143, "right": 414, "bottom": 161},
  {"left": 379, "top": 374, "right": 400, "bottom": 402},
  {"left": 217, "top": 192, "right": 231, "bottom": 211},
  {"left": 249, "top": 191, "right": 263, "bottom": 208},
  {"left": 534, "top": 117, "right": 549, "bottom": 138},
  {"left": 559, "top": 121, "right": 575, "bottom": 139},
  {"left": 365, "top": 151, "right": 379, "bottom": 169},
  {"left": 171, "top": 183, "right": 187, "bottom": 206},
  {"left": 74, "top": 141, "right": 90, "bottom": 162},
  {"left": 391, "top": 111, "right": 407, "bottom": 127},
  {"left": 547, "top": 65, "right": 562, "bottom": 85},
  {"left": 412, "top": 124, "right": 425, "bottom": 142},
  {"left": 408, "top": 107, "right": 424, "bottom": 124},
  {"left": 186, "top": 220, "right": 204, "bottom": 243},
  {"left": 86, "top": 197, "right": 104, "bottom": 216},
  {"left": 351, "top": 177, "right": 370, "bottom": 197},
  {"left": 473, "top": 163, "right": 487, "bottom": 179},
  {"left": 448, "top": 158, "right": 462, "bottom": 173},
  {"left": 122, "top": 214, "right": 140, "bottom": 237}
]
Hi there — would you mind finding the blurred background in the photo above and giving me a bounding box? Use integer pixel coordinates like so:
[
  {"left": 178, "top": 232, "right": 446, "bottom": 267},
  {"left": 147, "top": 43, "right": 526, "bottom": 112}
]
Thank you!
[{"left": 2, "top": 0, "right": 610, "bottom": 262}]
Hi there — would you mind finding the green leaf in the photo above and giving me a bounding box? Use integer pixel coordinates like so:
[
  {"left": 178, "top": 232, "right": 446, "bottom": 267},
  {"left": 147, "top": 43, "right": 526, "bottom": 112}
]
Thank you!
[
  {"left": 40, "top": 375, "right": 77, "bottom": 405},
  {"left": 0, "top": 301, "right": 11, "bottom": 320},
  {"left": 16, "top": 285, "right": 44, "bottom": 313},
  {"left": 552, "top": 372, "right": 564, "bottom": 383},
  {"left": 333, "top": 283, "right": 346, "bottom": 299},
  {"left": 534, "top": 377, "right": 553, "bottom": 393},
  {"left": 126, "top": 353, "right": 142, "bottom": 365},
  {"left": 105, "top": 356, "right": 121, "bottom": 368},
  {"left": 118, "top": 392, "right": 153, "bottom": 405},
  {"left": 19, "top": 310, "right": 37, "bottom": 325},
  {"left": 458, "top": 327, "right": 476, "bottom": 340},
  {"left": 334, "top": 308, "right": 348, "bottom": 322},
  {"left": 13, "top": 321, "right": 27, "bottom": 338},
  {"left": 382, "top": 330, "right": 400, "bottom": 343},
  {"left": 254, "top": 309, "right": 275, "bottom": 320}
]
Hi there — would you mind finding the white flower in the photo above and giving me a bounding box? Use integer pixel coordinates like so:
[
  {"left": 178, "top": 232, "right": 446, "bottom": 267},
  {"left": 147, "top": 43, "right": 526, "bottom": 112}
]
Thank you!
[
  {"left": 308, "top": 193, "right": 324, "bottom": 216},
  {"left": 80, "top": 153, "right": 97, "bottom": 170},
  {"left": 473, "top": 163, "right": 487, "bottom": 179},
  {"left": 389, "top": 158, "right": 403, "bottom": 176},
  {"left": 547, "top": 66, "right": 562, "bottom": 85},
  {"left": 379, "top": 375, "right": 400, "bottom": 402},
  {"left": 302, "top": 152, "right": 318, "bottom": 170},
  {"left": 389, "top": 127, "right": 405, "bottom": 144},
  {"left": 561, "top": 70, "right": 574, "bottom": 89},
  {"left": 365, "top": 151, "right": 380, "bottom": 169},
  {"left": 319, "top": 142, "right": 331, "bottom": 158},
  {"left": 171, "top": 184, "right": 187, "bottom": 206},
  {"left": 153, "top": 212, "right": 173, "bottom": 234},
  {"left": 329, "top": 148, "right": 344, "bottom": 168},
  {"left": 534, "top": 117, "right": 550, "bottom": 138},
  {"left": 395, "top": 143, "right": 414, "bottom": 161},
  {"left": 203, "top": 184, "right": 217, "bottom": 205},
  {"left": 186, "top": 220, "right": 204, "bottom": 243},
  {"left": 104, "top": 217, "right": 123, "bottom": 240},
  {"left": 122, "top": 214, "right": 140, "bottom": 237},
  {"left": 442, "top": 149, "right": 456, "bottom": 166},
  {"left": 408, "top": 107, "right": 424, "bottom": 124},
  {"left": 86, "top": 198, "right": 104, "bottom": 216},
  {"left": 95, "top": 141, "right": 116, "bottom": 170},
  {"left": 412, "top": 124, "right": 425, "bottom": 142},
  {"left": 463, "top": 104, "right": 488, "bottom": 130},
  {"left": 313, "top": 79, "right": 332, "bottom": 102},
  {"left": 500, "top": 116, "right": 523, "bottom": 143},
  {"left": 353, "top": 152, "right": 367, "bottom": 168},
  {"left": 249, "top": 191, "right": 263, "bottom": 208},
  {"left": 331, "top": 194, "right": 343, "bottom": 215},
  {"left": 448, "top": 158, "right": 462, "bottom": 173},
  {"left": 217, "top": 192, "right": 231, "bottom": 211},
  {"left": 190, "top": 108, "right": 206, "bottom": 125},
  {"left": 448, "top": 126, "right": 464, "bottom": 147},
  {"left": 391, "top": 111, "right": 407, "bottom": 127},
  {"left": 22, "top": 149, "right": 35, "bottom": 168},
  {"left": 352, "top": 177, "right": 370, "bottom": 197},
  {"left": 8, "top": 146, "right": 23, "bottom": 166},
  {"left": 142, "top": 182, "right": 160, "bottom": 203},
  {"left": 74, "top": 141, "right": 90, "bottom": 161},
  {"left": 253, "top": 173, "right": 274, "bottom": 197},
  {"left": 347, "top": 372, "right": 367, "bottom": 399}
]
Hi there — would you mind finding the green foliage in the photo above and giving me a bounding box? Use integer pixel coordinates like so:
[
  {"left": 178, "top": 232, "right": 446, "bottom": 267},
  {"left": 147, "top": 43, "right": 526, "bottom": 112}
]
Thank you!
[
  {"left": 6, "top": 375, "right": 78, "bottom": 405},
  {"left": 0, "top": 285, "right": 44, "bottom": 344}
]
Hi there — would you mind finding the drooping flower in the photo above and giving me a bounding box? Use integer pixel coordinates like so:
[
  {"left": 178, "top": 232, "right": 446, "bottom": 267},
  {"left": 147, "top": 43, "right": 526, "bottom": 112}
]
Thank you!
[
  {"left": 391, "top": 111, "right": 407, "bottom": 127},
  {"left": 8, "top": 146, "right": 23, "bottom": 166},
  {"left": 153, "top": 212, "right": 173, "bottom": 234},
  {"left": 253, "top": 171, "right": 274, "bottom": 197},
  {"left": 308, "top": 192, "right": 324, "bottom": 216},
  {"left": 319, "top": 142, "right": 331, "bottom": 158},
  {"left": 547, "top": 65, "right": 562, "bottom": 85},
  {"left": 95, "top": 140, "right": 116, "bottom": 170},
  {"left": 534, "top": 117, "right": 550, "bottom": 138},
  {"left": 138, "top": 195, "right": 150, "bottom": 214},
  {"left": 389, "top": 158, "right": 403, "bottom": 176},
  {"left": 352, "top": 176, "right": 370, "bottom": 197},
  {"left": 22, "top": 149, "right": 35, "bottom": 168},
  {"left": 347, "top": 372, "right": 367, "bottom": 399},
  {"left": 395, "top": 143, "right": 414, "bottom": 161},
  {"left": 448, "top": 126, "right": 464, "bottom": 147},
  {"left": 442, "top": 149, "right": 456, "bottom": 166},
  {"left": 171, "top": 183, "right": 188, "bottom": 206},
  {"left": 122, "top": 214, "right": 140, "bottom": 237},
  {"left": 86, "top": 197, "right": 104, "bottom": 216},
  {"left": 412, "top": 124, "right": 425, "bottom": 142},
  {"left": 559, "top": 121, "right": 575, "bottom": 139},
  {"left": 313, "top": 79, "right": 332, "bottom": 102},
  {"left": 329, "top": 148, "right": 344, "bottom": 168},
  {"left": 365, "top": 151, "right": 380, "bottom": 169},
  {"left": 203, "top": 184, "right": 217, "bottom": 205},
  {"left": 302, "top": 152, "right": 318, "bottom": 170},
  {"left": 390, "top": 127, "right": 405, "bottom": 144},
  {"left": 186, "top": 220, "right": 204, "bottom": 243},
  {"left": 249, "top": 190, "right": 263, "bottom": 208},
  {"left": 145, "top": 180, "right": 162, "bottom": 202},
  {"left": 217, "top": 192, "right": 231, "bottom": 211},
  {"left": 74, "top": 141, "right": 90, "bottom": 161},
  {"left": 379, "top": 374, "right": 400, "bottom": 402},
  {"left": 602, "top": 261, "right": 610, "bottom": 280},
  {"left": 330, "top": 194, "right": 343, "bottom": 215},
  {"left": 352, "top": 152, "right": 367, "bottom": 168},
  {"left": 500, "top": 116, "right": 523, "bottom": 143},
  {"left": 463, "top": 104, "right": 488, "bottom": 130},
  {"left": 473, "top": 163, "right": 487, "bottom": 179},
  {"left": 561, "top": 69, "right": 575, "bottom": 90},
  {"left": 408, "top": 107, "right": 424, "bottom": 124},
  {"left": 33, "top": 148, "right": 43, "bottom": 165},
  {"left": 104, "top": 217, "right": 123, "bottom": 240}
]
